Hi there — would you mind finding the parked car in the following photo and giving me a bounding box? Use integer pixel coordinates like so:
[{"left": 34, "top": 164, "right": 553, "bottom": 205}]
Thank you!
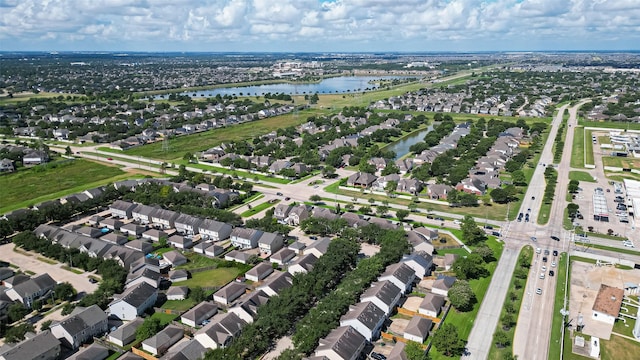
[
  {"left": 549, "top": 270, "right": 555, "bottom": 277},
  {"left": 536, "top": 288, "right": 542, "bottom": 295},
  {"left": 276, "top": 192, "right": 283, "bottom": 196},
  {"left": 551, "top": 235, "right": 560, "bottom": 241},
  {"left": 553, "top": 250, "right": 558, "bottom": 256}
]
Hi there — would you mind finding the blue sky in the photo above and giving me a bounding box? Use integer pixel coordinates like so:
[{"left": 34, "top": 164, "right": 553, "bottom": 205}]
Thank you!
[{"left": 1, "top": 0, "right": 638, "bottom": 52}]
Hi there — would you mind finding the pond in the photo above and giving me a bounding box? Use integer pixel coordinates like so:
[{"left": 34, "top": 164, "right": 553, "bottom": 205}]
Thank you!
[
  {"left": 156, "top": 76, "right": 413, "bottom": 98},
  {"left": 387, "top": 125, "right": 434, "bottom": 160}
]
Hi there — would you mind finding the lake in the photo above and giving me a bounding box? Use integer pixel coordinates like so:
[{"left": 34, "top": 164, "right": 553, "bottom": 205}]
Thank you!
[
  {"left": 157, "top": 76, "right": 411, "bottom": 98},
  {"left": 388, "top": 125, "right": 434, "bottom": 160}
]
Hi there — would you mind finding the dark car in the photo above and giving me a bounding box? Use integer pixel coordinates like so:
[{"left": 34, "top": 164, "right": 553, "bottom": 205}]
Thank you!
[
  {"left": 484, "top": 225, "right": 493, "bottom": 229},
  {"left": 551, "top": 235, "right": 560, "bottom": 241},
  {"left": 285, "top": 197, "right": 291, "bottom": 201},
  {"left": 89, "top": 278, "right": 97, "bottom": 283},
  {"left": 371, "top": 352, "right": 387, "bottom": 360},
  {"left": 531, "top": 196, "right": 536, "bottom": 200},
  {"left": 543, "top": 256, "right": 548, "bottom": 263},
  {"left": 491, "top": 231, "right": 501, "bottom": 237},
  {"left": 553, "top": 250, "right": 558, "bottom": 256},
  {"left": 434, "top": 217, "right": 444, "bottom": 221},
  {"left": 549, "top": 270, "right": 555, "bottom": 277},
  {"left": 276, "top": 192, "right": 283, "bottom": 196}
]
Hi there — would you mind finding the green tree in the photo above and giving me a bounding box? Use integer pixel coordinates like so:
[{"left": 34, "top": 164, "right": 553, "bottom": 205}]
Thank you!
[
  {"left": 473, "top": 245, "right": 495, "bottom": 262},
  {"left": 321, "top": 165, "right": 336, "bottom": 178},
  {"left": 460, "top": 215, "right": 487, "bottom": 245},
  {"left": 190, "top": 286, "right": 206, "bottom": 302},
  {"left": 396, "top": 209, "right": 410, "bottom": 222},
  {"left": 309, "top": 194, "right": 322, "bottom": 203},
  {"left": 64, "top": 146, "right": 72, "bottom": 156},
  {"left": 376, "top": 205, "right": 389, "bottom": 217},
  {"left": 405, "top": 341, "right": 429, "bottom": 360},
  {"left": 452, "top": 254, "right": 488, "bottom": 280},
  {"left": 8, "top": 302, "right": 29, "bottom": 323},
  {"left": 41, "top": 319, "right": 53, "bottom": 331},
  {"left": 54, "top": 282, "right": 76, "bottom": 301},
  {"left": 432, "top": 323, "right": 464, "bottom": 357},
  {"left": 567, "top": 203, "right": 580, "bottom": 219},
  {"left": 359, "top": 206, "right": 372, "bottom": 214},
  {"left": 568, "top": 179, "right": 579, "bottom": 193},
  {"left": 4, "top": 323, "right": 34, "bottom": 343},
  {"left": 448, "top": 280, "right": 476, "bottom": 311},
  {"left": 136, "top": 317, "right": 163, "bottom": 341}
]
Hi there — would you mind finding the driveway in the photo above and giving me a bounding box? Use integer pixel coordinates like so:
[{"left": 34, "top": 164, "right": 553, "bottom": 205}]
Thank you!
[{"left": 0, "top": 243, "right": 99, "bottom": 296}]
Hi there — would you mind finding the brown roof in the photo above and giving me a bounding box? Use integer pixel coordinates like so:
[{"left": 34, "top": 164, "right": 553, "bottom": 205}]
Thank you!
[{"left": 592, "top": 284, "right": 624, "bottom": 317}]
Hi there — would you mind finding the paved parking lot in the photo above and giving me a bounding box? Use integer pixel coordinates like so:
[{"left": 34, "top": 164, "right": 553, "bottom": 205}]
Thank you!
[{"left": 0, "top": 243, "right": 99, "bottom": 296}]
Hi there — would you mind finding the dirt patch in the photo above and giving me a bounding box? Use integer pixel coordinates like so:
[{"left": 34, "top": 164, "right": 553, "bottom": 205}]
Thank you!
[{"left": 388, "top": 317, "right": 410, "bottom": 335}]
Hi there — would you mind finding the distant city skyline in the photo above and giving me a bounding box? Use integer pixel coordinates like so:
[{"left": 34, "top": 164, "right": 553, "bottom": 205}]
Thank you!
[{"left": 1, "top": 0, "right": 639, "bottom": 52}]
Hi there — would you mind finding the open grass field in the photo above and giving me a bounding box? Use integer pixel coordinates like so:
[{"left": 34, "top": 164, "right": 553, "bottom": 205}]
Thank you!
[
  {"left": 579, "top": 120, "right": 640, "bottom": 131},
  {"left": 570, "top": 126, "right": 586, "bottom": 168},
  {"left": 150, "top": 312, "right": 178, "bottom": 325},
  {"left": 600, "top": 334, "right": 640, "bottom": 360},
  {"left": 241, "top": 199, "right": 279, "bottom": 217},
  {"left": 123, "top": 111, "right": 323, "bottom": 161},
  {"left": 602, "top": 156, "right": 640, "bottom": 169},
  {"left": 0, "top": 92, "right": 66, "bottom": 105},
  {"left": 569, "top": 171, "right": 596, "bottom": 182},
  {"left": 0, "top": 159, "right": 128, "bottom": 213},
  {"left": 585, "top": 129, "right": 595, "bottom": 165},
  {"left": 172, "top": 267, "right": 244, "bottom": 288}
]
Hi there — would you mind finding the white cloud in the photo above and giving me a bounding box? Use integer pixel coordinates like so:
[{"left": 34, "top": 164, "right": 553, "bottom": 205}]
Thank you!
[{"left": 0, "top": 0, "right": 637, "bottom": 50}]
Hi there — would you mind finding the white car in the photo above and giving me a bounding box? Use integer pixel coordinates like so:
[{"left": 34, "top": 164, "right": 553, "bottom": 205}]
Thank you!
[
  {"left": 536, "top": 288, "right": 542, "bottom": 295},
  {"left": 541, "top": 266, "right": 547, "bottom": 272},
  {"left": 623, "top": 241, "right": 635, "bottom": 248},
  {"left": 551, "top": 261, "right": 556, "bottom": 267},
  {"left": 540, "top": 273, "right": 545, "bottom": 279}
]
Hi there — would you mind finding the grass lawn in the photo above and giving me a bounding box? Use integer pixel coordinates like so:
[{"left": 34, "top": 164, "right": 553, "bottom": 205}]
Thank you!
[
  {"left": 570, "top": 126, "right": 586, "bottom": 168},
  {"left": 548, "top": 252, "right": 568, "bottom": 360},
  {"left": 602, "top": 156, "right": 640, "bottom": 169},
  {"left": 122, "top": 112, "right": 321, "bottom": 161},
  {"left": 161, "top": 297, "right": 198, "bottom": 312},
  {"left": 587, "top": 243, "right": 640, "bottom": 256},
  {"left": 569, "top": 171, "right": 596, "bottom": 182},
  {"left": 598, "top": 136, "right": 611, "bottom": 145},
  {"left": 0, "top": 159, "right": 132, "bottom": 213},
  {"left": 435, "top": 247, "right": 471, "bottom": 257},
  {"left": 241, "top": 199, "right": 279, "bottom": 217},
  {"left": 440, "top": 238, "right": 504, "bottom": 340},
  {"left": 579, "top": 120, "right": 640, "bottom": 131},
  {"left": 600, "top": 334, "right": 640, "bottom": 360},
  {"left": 176, "top": 252, "right": 222, "bottom": 270},
  {"left": 612, "top": 315, "right": 636, "bottom": 338},
  {"left": 488, "top": 246, "right": 533, "bottom": 360},
  {"left": 584, "top": 129, "right": 595, "bottom": 165},
  {"left": 172, "top": 267, "right": 244, "bottom": 288},
  {"left": 150, "top": 312, "right": 178, "bottom": 325},
  {"left": 537, "top": 200, "right": 551, "bottom": 225},
  {"left": 175, "top": 160, "right": 291, "bottom": 184}
]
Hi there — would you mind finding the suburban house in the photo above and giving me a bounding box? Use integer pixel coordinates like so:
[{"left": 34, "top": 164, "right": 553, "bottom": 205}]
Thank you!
[
  {"left": 141, "top": 229, "right": 168, "bottom": 242},
  {"left": 592, "top": 284, "right": 624, "bottom": 324},
  {"left": 204, "top": 244, "right": 224, "bottom": 257},
  {"left": 198, "top": 219, "right": 233, "bottom": 241},
  {"left": 427, "top": 184, "right": 452, "bottom": 200},
  {"left": 50, "top": 305, "right": 108, "bottom": 349},
  {"left": 194, "top": 312, "right": 247, "bottom": 350},
  {"left": 258, "top": 232, "right": 284, "bottom": 255},
  {"left": 347, "top": 172, "right": 377, "bottom": 187},
  {"left": 120, "top": 223, "right": 146, "bottom": 238},
  {"left": 257, "top": 271, "right": 293, "bottom": 297},
  {"left": 168, "top": 234, "right": 193, "bottom": 249},
  {"left": 228, "top": 290, "right": 270, "bottom": 324},
  {"left": 109, "top": 200, "right": 137, "bottom": 219},
  {"left": 245, "top": 263, "right": 274, "bottom": 282},
  {"left": 168, "top": 269, "right": 189, "bottom": 283},
  {"left": 224, "top": 250, "right": 252, "bottom": 264},
  {"left": 378, "top": 263, "right": 416, "bottom": 294},
  {"left": 0, "top": 330, "right": 60, "bottom": 360},
  {"left": 66, "top": 343, "right": 108, "bottom": 360},
  {"left": 339, "top": 301, "right": 386, "bottom": 341},
  {"left": 181, "top": 301, "right": 218, "bottom": 328},
  {"left": 388, "top": 342, "right": 408, "bottom": 360},
  {"left": 141, "top": 325, "right": 184, "bottom": 356},
  {"left": 419, "top": 293, "right": 446, "bottom": 318},
  {"left": 99, "top": 218, "right": 123, "bottom": 231},
  {"left": 404, "top": 316, "right": 432, "bottom": 343},
  {"left": 108, "top": 282, "right": 158, "bottom": 320},
  {"left": 166, "top": 286, "right": 189, "bottom": 301},
  {"left": 287, "top": 204, "right": 310, "bottom": 226},
  {"left": 360, "top": 280, "right": 402, "bottom": 316},
  {"left": 107, "top": 318, "right": 144, "bottom": 347},
  {"left": 5, "top": 273, "right": 57, "bottom": 308},
  {"left": 444, "top": 253, "right": 459, "bottom": 270},
  {"left": 401, "top": 251, "right": 434, "bottom": 278},
  {"left": 23, "top": 150, "right": 49, "bottom": 166},
  {"left": 125, "top": 267, "right": 161, "bottom": 289},
  {"left": 314, "top": 326, "right": 366, "bottom": 360},
  {"left": 163, "top": 250, "right": 188, "bottom": 266},
  {"left": 288, "top": 253, "right": 318, "bottom": 275},
  {"left": 230, "top": 228, "right": 263, "bottom": 249},
  {"left": 161, "top": 340, "right": 206, "bottom": 360},
  {"left": 131, "top": 204, "right": 155, "bottom": 224},
  {"left": 407, "top": 232, "right": 435, "bottom": 254},
  {"left": 274, "top": 204, "right": 293, "bottom": 222},
  {"left": 149, "top": 208, "right": 179, "bottom": 229},
  {"left": 213, "top": 282, "right": 247, "bottom": 305},
  {"left": 288, "top": 241, "right": 306, "bottom": 255},
  {"left": 303, "top": 237, "right": 331, "bottom": 258},
  {"left": 432, "top": 275, "right": 456, "bottom": 297},
  {"left": 124, "top": 240, "right": 153, "bottom": 254},
  {"left": 174, "top": 214, "right": 202, "bottom": 235},
  {"left": 270, "top": 248, "right": 296, "bottom": 266},
  {"left": 0, "top": 158, "right": 15, "bottom": 173}
]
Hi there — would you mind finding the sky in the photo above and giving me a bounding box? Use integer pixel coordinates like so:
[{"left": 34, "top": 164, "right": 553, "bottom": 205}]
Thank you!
[{"left": 1, "top": 0, "right": 639, "bottom": 52}]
